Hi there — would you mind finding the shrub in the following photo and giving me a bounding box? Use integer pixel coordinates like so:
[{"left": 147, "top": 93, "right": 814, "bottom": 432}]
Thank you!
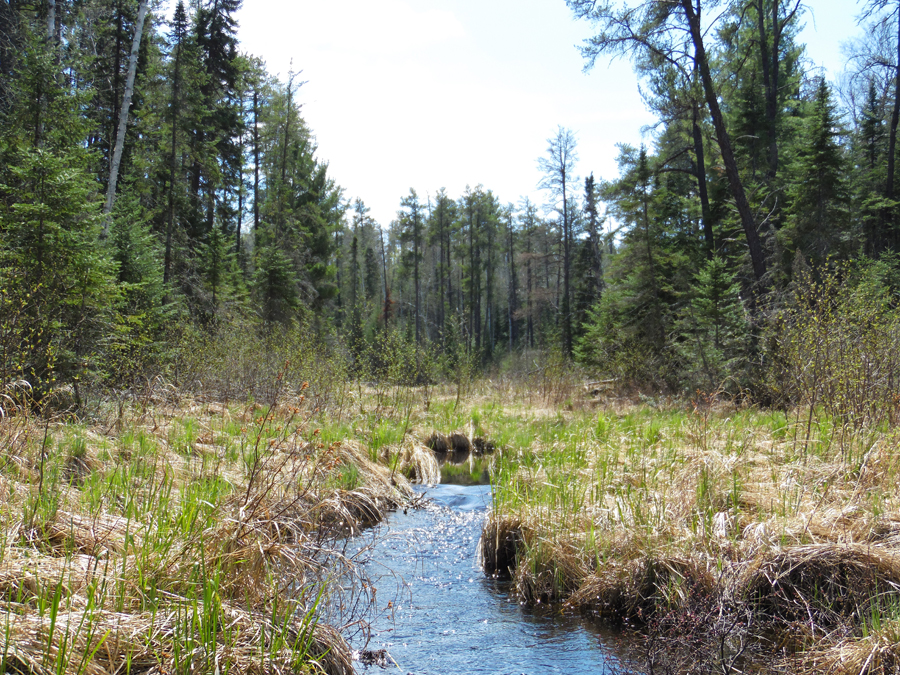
[{"left": 768, "top": 258, "right": 900, "bottom": 429}]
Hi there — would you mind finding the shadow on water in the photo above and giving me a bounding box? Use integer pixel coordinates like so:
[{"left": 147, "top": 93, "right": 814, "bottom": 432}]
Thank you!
[
  {"left": 352, "top": 483, "right": 640, "bottom": 675},
  {"left": 429, "top": 433, "right": 493, "bottom": 485}
]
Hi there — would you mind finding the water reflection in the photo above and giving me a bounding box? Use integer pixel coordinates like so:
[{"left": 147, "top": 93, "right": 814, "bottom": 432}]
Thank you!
[{"left": 353, "top": 484, "right": 632, "bottom": 675}]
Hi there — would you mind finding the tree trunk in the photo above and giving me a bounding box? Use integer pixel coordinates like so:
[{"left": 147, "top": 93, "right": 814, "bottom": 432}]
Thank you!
[
  {"left": 103, "top": 0, "right": 149, "bottom": 233},
  {"left": 47, "top": 0, "right": 55, "bottom": 42},
  {"left": 446, "top": 208, "right": 453, "bottom": 328},
  {"left": 380, "top": 228, "right": 390, "bottom": 333},
  {"left": 756, "top": 0, "right": 776, "bottom": 181},
  {"left": 526, "top": 225, "right": 534, "bottom": 349},
  {"left": 414, "top": 211, "right": 421, "bottom": 345},
  {"left": 164, "top": 32, "right": 181, "bottom": 285},
  {"left": 277, "top": 77, "right": 294, "bottom": 239},
  {"left": 682, "top": 0, "right": 767, "bottom": 285},
  {"left": 468, "top": 201, "right": 476, "bottom": 348},
  {"left": 437, "top": 203, "right": 445, "bottom": 342},
  {"left": 112, "top": 3, "right": 123, "bottom": 170},
  {"left": 562, "top": 173, "right": 572, "bottom": 356},
  {"left": 586, "top": 178, "right": 603, "bottom": 299},
  {"left": 236, "top": 90, "right": 244, "bottom": 257},
  {"left": 884, "top": 1, "right": 900, "bottom": 252},
  {"left": 692, "top": 103, "right": 714, "bottom": 255},
  {"left": 253, "top": 87, "right": 260, "bottom": 234},
  {"left": 507, "top": 210, "right": 518, "bottom": 352}
]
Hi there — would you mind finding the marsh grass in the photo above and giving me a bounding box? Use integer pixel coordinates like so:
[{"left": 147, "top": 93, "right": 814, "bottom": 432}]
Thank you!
[
  {"left": 0, "top": 381, "right": 420, "bottom": 675},
  {"left": 481, "top": 397, "right": 900, "bottom": 672},
  {"left": 16, "top": 338, "right": 900, "bottom": 675},
  {"left": 0, "top": 354, "right": 556, "bottom": 675}
]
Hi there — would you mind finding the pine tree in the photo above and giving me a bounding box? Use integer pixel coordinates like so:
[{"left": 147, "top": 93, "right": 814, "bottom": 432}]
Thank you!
[
  {"left": 428, "top": 188, "right": 456, "bottom": 342},
  {"left": 398, "top": 189, "right": 424, "bottom": 344},
  {"left": 538, "top": 126, "right": 578, "bottom": 355}
]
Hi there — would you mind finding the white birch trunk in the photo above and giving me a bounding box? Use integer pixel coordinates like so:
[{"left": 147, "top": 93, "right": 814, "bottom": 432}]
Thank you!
[
  {"left": 47, "top": 0, "right": 56, "bottom": 42},
  {"left": 103, "top": 0, "right": 149, "bottom": 234}
]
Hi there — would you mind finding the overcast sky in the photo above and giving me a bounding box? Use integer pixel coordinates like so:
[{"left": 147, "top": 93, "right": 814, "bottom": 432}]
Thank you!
[{"left": 223, "top": 0, "right": 862, "bottom": 226}]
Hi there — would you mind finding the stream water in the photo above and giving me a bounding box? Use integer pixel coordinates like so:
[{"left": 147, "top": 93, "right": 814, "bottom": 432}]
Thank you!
[{"left": 351, "top": 483, "right": 630, "bottom": 675}]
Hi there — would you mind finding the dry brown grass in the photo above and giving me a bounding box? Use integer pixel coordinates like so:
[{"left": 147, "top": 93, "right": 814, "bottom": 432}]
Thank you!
[
  {"left": 395, "top": 439, "right": 441, "bottom": 485},
  {"left": 480, "top": 402, "right": 900, "bottom": 672},
  {"left": 2, "top": 603, "right": 354, "bottom": 675},
  {"left": 0, "top": 395, "right": 417, "bottom": 675},
  {"left": 741, "top": 544, "right": 900, "bottom": 629},
  {"left": 786, "top": 619, "right": 900, "bottom": 675},
  {"left": 567, "top": 556, "right": 716, "bottom": 622}
]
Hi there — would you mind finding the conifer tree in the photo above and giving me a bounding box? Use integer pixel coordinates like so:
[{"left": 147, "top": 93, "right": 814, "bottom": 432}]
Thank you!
[
  {"left": 782, "top": 78, "right": 850, "bottom": 267},
  {"left": 674, "top": 256, "right": 749, "bottom": 391},
  {"left": 164, "top": 0, "right": 189, "bottom": 285},
  {"left": 107, "top": 189, "right": 172, "bottom": 383},
  {"left": 0, "top": 31, "right": 116, "bottom": 394},
  {"left": 584, "top": 173, "right": 603, "bottom": 298},
  {"left": 254, "top": 235, "right": 300, "bottom": 326},
  {"left": 398, "top": 189, "right": 424, "bottom": 344},
  {"left": 852, "top": 79, "right": 890, "bottom": 253},
  {"left": 364, "top": 246, "right": 380, "bottom": 303},
  {"left": 538, "top": 126, "right": 578, "bottom": 355},
  {"left": 197, "top": 224, "right": 244, "bottom": 323},
  {"left": 518, "top": 198, "right": 540, "bottom": 349}
]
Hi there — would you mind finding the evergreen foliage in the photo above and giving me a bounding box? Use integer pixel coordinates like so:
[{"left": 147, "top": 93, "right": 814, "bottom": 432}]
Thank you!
[
  {"left": 781, "top": 78, "right": 850, "bottom": 267},
  {"left": 673, "top": 256, "right": 750, "bottom": 391},
  {"left": 2, "top": 0, "right": 900, "bottom": 401}
]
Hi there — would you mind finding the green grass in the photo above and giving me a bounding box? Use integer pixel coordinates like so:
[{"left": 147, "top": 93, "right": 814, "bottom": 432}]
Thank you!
[
  {"left": 0, "top": 393, "right": 407, "bottom": 675},
  {"left": 479, "top": 398, "right": 900, "bottom": 673}
]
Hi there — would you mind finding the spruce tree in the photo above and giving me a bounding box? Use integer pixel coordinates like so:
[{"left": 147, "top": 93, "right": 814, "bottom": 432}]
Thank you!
[
  {"left": 253, "top": 235, "right": 300, "bottom": 326},
  {"left": 398, "top": 189, "right": 424, "bottom": 344},
  {"left": 197, "top": 224, "right": 244, "bottom": 323},
  {"left": 0, "top": 32, "right": 116, "bottom": 394},
  {"left": 782, "top": 78, "right": 850, "bottom": 267},
  {"left": 673, "top": 256, "right": 749, "bottom": 391}
]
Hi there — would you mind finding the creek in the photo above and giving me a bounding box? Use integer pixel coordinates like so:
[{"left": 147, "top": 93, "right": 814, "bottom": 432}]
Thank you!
[{"left": 351, "top": 483, "right": 631, "bottom": 675}]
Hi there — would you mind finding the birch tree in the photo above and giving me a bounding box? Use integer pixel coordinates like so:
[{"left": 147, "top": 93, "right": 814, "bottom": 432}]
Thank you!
[{"left": 103, "top": 0, "right": 149, "bottom": 234}]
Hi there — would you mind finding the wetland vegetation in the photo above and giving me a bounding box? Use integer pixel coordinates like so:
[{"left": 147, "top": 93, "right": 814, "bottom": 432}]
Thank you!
[
  {"left": 6, "top": 0, "right": 900, "bottom": 672},
  {"left": 5, "top": 300, "right": 900, "bottom": 675}
]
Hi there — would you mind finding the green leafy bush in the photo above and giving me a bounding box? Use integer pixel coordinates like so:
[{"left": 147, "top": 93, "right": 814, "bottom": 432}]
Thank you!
[{"left": 768, "top": 258, "right": 900, "bottom": 429}]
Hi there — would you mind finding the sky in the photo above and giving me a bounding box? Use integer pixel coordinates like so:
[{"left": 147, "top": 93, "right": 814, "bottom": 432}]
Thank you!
[{"left": 221, "top": 0, "right": 864, "bottom": 227}]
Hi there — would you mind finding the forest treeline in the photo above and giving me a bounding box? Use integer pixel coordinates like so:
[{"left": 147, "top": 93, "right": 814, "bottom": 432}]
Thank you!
[{"left": 3, "top": 0, "right": 900, "bottom": 403}]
